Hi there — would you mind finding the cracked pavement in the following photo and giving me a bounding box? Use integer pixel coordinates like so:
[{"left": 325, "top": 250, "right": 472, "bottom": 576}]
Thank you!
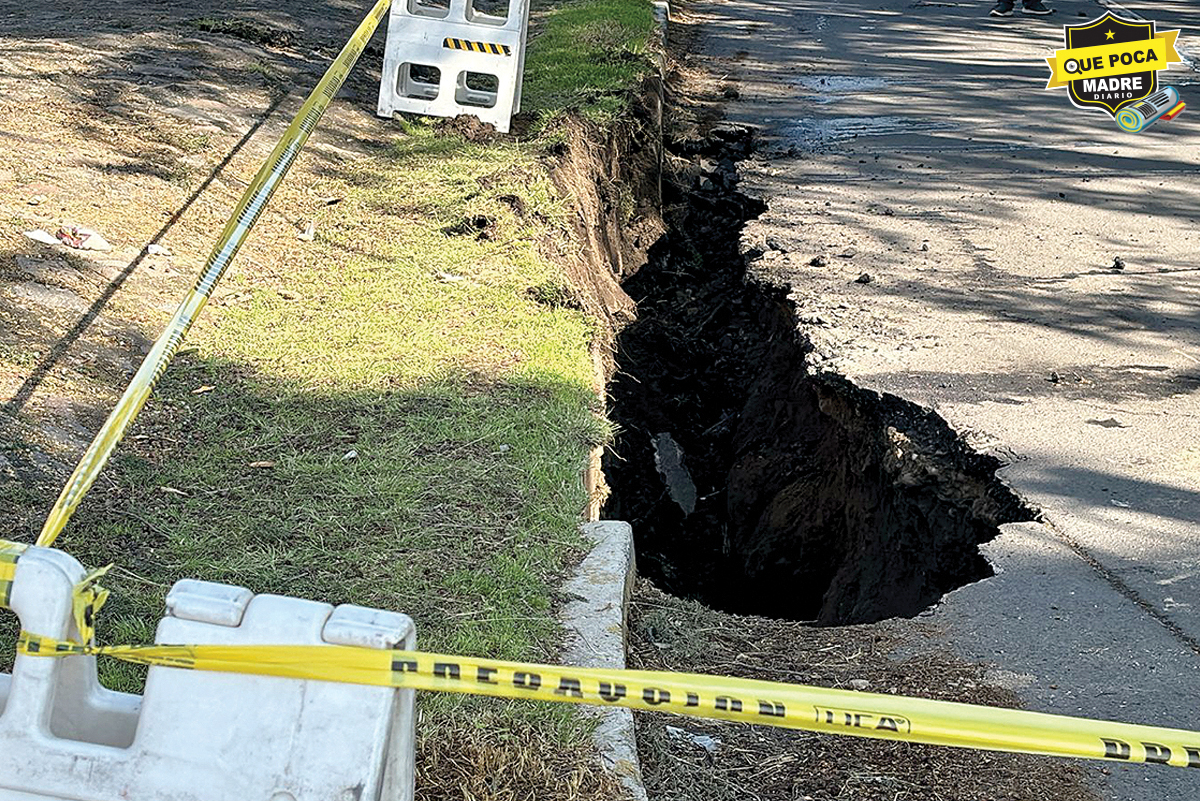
[{"left": 685, "top": 0, "right": 1200, "bottom": 795}]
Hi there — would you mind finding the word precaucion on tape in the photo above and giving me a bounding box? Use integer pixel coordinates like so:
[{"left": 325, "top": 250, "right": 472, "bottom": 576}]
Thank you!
[{"left": 10, "top": 576, "right": 1200, "bottom": 771}]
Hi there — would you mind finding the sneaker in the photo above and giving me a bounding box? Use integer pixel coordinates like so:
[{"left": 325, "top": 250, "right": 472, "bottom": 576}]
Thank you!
[
  {"left": 990, "top": 2, "right": 1014, "bottom": 16},
  {"left": 1022, "top": 0, "right": 1054, "bottom": 14}
]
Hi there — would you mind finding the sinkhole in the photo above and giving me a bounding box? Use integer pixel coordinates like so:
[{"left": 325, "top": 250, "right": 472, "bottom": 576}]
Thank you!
[{"left": 601, "top": 126, "right": 1034, "bottom": 626}]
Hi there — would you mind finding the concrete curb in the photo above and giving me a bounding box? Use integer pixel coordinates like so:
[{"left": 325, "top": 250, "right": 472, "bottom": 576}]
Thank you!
[
  {"left": 561, "top": 8, "right": 668, "bottom": 798},
  {"left": 560, "top": 521, "right": 648, "bottom": 801}
]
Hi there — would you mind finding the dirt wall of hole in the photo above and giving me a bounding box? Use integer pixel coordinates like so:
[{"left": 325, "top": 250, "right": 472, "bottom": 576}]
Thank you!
[
  {"left": 546, "top": 83, "right": 667, "bottom": 381},
  {"left": 728, "top": 335, "right": 1033, "bottom": 623},
  {"left": 600, "top": 124, "right": 1035, "bottom": 625},
  {"left": 542, "top": 76, "right": 1036, "bottom": 625}
]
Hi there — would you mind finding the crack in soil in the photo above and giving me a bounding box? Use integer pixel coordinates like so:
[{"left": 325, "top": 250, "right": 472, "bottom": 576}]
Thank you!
[{"left": 603, "top": 125, "right": 1035, "bottom": 625}]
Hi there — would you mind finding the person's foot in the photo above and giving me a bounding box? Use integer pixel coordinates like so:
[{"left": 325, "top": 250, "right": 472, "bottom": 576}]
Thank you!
[
  {"left": 990, "top": 1, "right": 1014, "bottom": 16},
  {"left": 1022, "top": 0, "right": 1054, "bottom": 14}
]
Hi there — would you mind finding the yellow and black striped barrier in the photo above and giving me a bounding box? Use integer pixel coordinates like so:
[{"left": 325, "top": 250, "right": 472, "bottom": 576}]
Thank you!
[{"left": 443, "top": 37, "right": 512, "bottom": 56}]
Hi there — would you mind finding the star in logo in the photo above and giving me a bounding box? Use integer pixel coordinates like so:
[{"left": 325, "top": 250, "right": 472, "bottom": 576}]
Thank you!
[{"left": 1105, "top": 29, "right": 1115, "bottom": 40}]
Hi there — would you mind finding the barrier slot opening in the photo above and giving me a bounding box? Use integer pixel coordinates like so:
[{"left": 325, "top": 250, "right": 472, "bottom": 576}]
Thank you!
[
  {"left": 407, "top": 0, "right": 450, "bottom": 20},
  {"left": 469, "top": 0, "right": 510, "bottom": 25},
  {"left": 400, "top": 63, "right": 442, "bottom": 100},
  {"left": 1, "top": 602, "right": 140, "bottom": 747},
  {"left": 0, "top": 608, "right": 18, "bottom": 716},
  {"left": 456, "top": 71, "right": 499, "bottom": 107}
]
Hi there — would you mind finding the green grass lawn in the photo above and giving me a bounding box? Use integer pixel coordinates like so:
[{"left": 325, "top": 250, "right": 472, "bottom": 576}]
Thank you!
[
  {"left": 80, "top": 123, "right": 612, "bottom": 677},
  {"left": 3, "top": 0, "right": 657, "bottom": 794},
  {"left": 525, "top": 0, "right": 658, "bottom": 123}
]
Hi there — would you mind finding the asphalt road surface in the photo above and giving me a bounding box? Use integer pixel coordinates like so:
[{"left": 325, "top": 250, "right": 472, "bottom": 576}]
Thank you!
[{"left": 686, "top": 0, "right": 1200, "bottom": 796}]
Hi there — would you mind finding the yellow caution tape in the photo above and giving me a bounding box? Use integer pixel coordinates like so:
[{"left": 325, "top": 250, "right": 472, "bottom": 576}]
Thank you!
[
  {"left": 13, "top": 627, "right": 1200, "bottom": 769},
  {"left": 2, "top": 539, "right": 1198, "bottom": 771},
  {"left": 0, "top": 540, "right": 26, "bottom": 608},
  {"left": 70, "top": 563, "right": 113, "bottom": 647},
  {"left": 35, "top": 0, "right": 394, "bottom": 548},
  {"left": 443, "top": 37, "right": 512, "bottom": 56}
]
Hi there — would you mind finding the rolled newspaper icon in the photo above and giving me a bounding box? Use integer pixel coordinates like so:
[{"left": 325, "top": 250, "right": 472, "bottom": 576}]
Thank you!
[{"left": 1116, "top": 86, "right": 1181, "bottom": 133}]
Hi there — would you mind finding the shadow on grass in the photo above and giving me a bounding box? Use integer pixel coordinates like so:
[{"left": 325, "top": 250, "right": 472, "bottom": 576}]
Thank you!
[
  {"left": 0, "top": 0, "right": 659, "bottom": 428},
  {"left": 0, "top": 92, "right": 290, "bottom": 418},
  {"left": 2, "top": 0, "right": 659, "bottom": 146},
  {"left": 0, "top": 347, "right": 616, "bottom": 795},
  {"left": 0, "top": 354, "right": 606, "bottom": 690}
]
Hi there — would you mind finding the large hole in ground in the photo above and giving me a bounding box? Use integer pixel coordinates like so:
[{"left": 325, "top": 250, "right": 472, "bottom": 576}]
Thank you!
[{"left": 602, "top": 126, "right": 1035, "bottom": 626}]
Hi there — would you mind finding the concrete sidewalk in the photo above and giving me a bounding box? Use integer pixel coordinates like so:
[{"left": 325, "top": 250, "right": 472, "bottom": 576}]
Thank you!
[{"left": 686, "top": 0, "right": 1200, "bottom": 796}]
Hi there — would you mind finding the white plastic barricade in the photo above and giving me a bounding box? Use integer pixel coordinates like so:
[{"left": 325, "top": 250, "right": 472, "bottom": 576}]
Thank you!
[
  {"left": 0, "top": 544, "right": 416, "bottom": 801},
  {"left": 377, "top": 0, "right": 531, "bottom": 133}
]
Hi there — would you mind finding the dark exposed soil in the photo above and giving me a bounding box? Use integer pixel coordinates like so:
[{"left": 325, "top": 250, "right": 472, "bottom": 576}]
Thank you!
[
  {"left": 549, "top": 98, "right": 667, "bottom": 351},
  {"left": 602, "top": 125, "right": 1035, "bottom": 626}
]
